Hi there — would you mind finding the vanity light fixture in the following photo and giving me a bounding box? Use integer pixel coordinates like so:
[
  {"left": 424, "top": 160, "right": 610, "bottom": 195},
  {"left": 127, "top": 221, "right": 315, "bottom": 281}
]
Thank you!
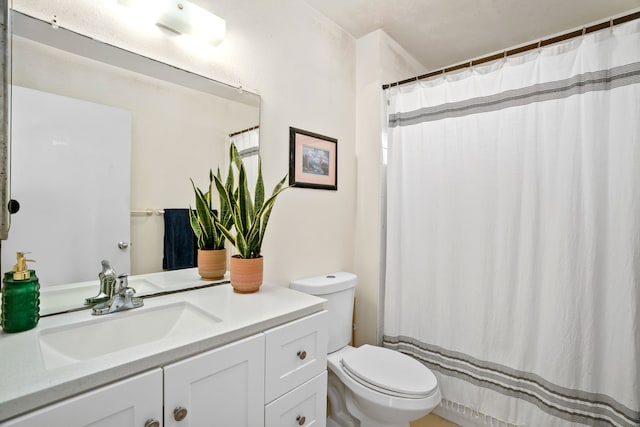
[{"left": 118, "top": 0, "right": 226, "bottom": 46}]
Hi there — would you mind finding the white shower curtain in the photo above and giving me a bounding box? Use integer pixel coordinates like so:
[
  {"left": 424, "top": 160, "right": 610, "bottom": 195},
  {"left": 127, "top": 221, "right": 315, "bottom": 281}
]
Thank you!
[{"left": 383, "top": 20, "right": 640, "bottom": 427}]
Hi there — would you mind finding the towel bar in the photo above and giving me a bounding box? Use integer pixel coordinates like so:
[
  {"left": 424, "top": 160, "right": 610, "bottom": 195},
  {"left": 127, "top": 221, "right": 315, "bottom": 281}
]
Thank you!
[{"left": 131, "top": 209, "right": 165, "bottom": 216}]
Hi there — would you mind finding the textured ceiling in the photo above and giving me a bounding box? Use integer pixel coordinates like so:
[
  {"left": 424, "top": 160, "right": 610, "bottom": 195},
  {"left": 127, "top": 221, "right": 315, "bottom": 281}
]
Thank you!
[{"left": 301, "top": 0, "right": 640, "bottom": 71}]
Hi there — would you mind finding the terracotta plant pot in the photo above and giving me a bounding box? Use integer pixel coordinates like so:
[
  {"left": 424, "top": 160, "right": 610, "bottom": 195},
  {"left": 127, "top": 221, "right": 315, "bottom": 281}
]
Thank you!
[
  {"left": 197, "top": 248, "right": 227, "bottom": 280},
  {"left": 230, "top": 255, "right": 263, "bottom": 293}
]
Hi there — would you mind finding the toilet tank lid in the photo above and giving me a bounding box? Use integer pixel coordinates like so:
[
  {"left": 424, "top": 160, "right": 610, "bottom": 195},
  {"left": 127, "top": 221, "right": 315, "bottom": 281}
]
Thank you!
[{"left": 290, "top": 272, "right": 357, "bottom": 295}]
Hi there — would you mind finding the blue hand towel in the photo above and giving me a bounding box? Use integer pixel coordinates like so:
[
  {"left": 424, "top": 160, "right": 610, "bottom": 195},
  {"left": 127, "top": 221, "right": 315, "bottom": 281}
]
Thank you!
[{"left": 162, "top": 208, "right": 198, "bottom": 270}]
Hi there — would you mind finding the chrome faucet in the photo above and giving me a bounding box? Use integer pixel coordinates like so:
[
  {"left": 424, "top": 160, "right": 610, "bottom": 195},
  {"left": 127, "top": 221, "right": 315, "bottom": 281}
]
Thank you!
[
  {"left": 91, "top": 273, "right": 144, "bottom": 315},
  {"left": 86, "top": 260, "right": 118, "bottom": 305}
]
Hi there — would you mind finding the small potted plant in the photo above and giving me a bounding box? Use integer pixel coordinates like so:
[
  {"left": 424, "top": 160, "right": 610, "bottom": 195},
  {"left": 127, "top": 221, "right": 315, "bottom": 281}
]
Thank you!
[
  {"left": 214, "top": 143, "right": 287, "bottom": 293},
  {"left": 189, "top": 166, "right": 234, "bottom": 280}
]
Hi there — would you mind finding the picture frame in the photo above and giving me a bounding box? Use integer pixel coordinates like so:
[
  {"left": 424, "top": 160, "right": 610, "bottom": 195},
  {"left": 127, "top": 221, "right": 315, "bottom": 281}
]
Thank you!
[{"left": 289, "top": 127, "right": 338, "bottom": 190}]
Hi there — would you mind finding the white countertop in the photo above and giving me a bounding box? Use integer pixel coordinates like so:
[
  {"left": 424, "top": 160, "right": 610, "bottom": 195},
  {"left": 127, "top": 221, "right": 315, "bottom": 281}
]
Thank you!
[{"left": 0, "top": 282, "right": 325, "bottom": 422}]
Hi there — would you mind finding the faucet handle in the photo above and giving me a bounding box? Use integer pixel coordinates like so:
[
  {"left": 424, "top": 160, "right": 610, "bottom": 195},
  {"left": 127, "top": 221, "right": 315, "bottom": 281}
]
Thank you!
[{"left": 116, "top": 273, "right": 129, "bottom": 293}]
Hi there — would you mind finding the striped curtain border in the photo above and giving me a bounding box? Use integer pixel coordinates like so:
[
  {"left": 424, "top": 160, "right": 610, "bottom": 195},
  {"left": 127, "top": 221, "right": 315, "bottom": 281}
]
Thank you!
[
  {"left": 383, "top": 336, "right": 639, "bottom": 427},
  {"left": 238, "top": 146, "right": 259, "bottom": 158},
  {"left": 388, "top": 62, "right": 640, "bottom": 128}
]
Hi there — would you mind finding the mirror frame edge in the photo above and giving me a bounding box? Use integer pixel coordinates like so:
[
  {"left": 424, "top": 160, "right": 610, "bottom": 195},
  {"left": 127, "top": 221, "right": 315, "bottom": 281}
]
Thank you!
[{"left": 0, "top": 0, "right": 10, "bottom": 241}]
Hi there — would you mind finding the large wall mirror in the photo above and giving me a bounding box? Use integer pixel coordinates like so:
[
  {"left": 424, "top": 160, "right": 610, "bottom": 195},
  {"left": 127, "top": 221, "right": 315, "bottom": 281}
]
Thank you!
[{"left": 2, "top": 11, "right": 260, "bottom": 315}]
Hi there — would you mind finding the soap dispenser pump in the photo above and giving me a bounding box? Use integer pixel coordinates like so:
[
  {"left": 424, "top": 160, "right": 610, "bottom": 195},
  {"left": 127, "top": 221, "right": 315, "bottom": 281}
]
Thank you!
[{"left": 1, "top": 252, "right": 40, "bottom": 333}]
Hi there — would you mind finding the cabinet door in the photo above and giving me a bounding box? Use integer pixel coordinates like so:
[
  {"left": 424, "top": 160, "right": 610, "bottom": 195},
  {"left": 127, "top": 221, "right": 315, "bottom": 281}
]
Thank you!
[
  {"left": 265, "top": 371, "right": 327, "bottom": 427},
  {"left": 264, "top": 310, "right": 328, "bottom": 403},
  {"left": 1, "top": 369, "right": 162, "bottom": 427},
  {"left": 164, "top": 334, "right": 265, "bottom": 427}
]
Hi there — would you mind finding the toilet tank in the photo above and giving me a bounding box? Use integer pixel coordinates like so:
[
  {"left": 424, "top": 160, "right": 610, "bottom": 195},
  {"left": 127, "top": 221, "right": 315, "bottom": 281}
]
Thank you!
[{"left": 290, "top": 272, "right": 357, "bottom": 353}]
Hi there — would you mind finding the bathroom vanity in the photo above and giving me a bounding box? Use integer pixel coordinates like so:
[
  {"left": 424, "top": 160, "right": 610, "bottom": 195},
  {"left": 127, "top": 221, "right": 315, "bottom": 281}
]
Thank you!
[{"left": 0, "top": 279, "right": 328, "bottom": 426}]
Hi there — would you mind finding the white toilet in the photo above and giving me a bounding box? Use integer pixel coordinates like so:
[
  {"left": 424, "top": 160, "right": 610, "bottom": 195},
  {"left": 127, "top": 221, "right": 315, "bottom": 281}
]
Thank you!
[{"left": 290, "top": 272, "right": 441, "bottom": 427}]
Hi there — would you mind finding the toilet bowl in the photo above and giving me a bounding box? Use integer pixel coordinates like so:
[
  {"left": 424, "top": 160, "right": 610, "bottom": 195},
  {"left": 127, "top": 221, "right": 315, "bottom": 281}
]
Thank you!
[
  {"left": 290, "top": 272, "right": 441, "bottom": 427},
  {"left": 328, "top": 345, "right": 441, "bottom": 427}
]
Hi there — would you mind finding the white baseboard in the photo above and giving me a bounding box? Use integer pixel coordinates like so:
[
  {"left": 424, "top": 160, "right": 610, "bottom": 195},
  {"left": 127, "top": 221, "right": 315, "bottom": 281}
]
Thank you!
[{"left": 434, "top": 399, "right": 520, "bottom": 427}]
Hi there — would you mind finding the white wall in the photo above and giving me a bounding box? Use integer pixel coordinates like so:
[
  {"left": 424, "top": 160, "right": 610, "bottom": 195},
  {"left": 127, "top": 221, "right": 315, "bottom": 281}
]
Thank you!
[
  {"left": 12, "top": 0, "right": 357, "bottom": 287},
  {"left": 353, "top": 30, "right": 426, "bottom": 345}
]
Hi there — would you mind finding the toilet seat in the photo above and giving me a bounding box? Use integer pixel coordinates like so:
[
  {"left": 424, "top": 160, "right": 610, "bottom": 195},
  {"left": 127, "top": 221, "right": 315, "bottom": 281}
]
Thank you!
[{"left": 340, "top": 345, "right": 437, "bottom": 399}]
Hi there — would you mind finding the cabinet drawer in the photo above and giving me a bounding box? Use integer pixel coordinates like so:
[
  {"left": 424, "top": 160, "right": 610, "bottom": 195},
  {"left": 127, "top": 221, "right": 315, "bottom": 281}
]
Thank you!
[
  {"left": 265, "top": 371, "right": 327, "bottom": 427},
  {"left": 264, "top": 310, "right": 328, "bottom": 403}
]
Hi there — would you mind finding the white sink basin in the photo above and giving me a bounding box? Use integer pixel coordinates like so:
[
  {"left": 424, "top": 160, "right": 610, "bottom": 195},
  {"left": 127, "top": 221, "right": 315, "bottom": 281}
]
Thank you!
[{"left": 38, "top": 302, "right": 222, "bottom": 369}]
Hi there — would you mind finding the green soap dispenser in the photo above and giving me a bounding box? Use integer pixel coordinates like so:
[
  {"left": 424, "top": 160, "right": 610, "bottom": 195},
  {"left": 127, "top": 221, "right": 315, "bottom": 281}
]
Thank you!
[{"left": 1, "top": 252, "right": 40, "bottom": 333}]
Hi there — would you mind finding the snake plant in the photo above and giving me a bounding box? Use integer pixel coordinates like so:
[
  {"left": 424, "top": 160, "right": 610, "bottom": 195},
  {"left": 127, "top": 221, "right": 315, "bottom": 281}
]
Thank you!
[
  {"left": 213, "top": 143, "right": 288, "bottom": 259},
  {"left": 189, "top": 165, "right": 234, "bottom": 250}
]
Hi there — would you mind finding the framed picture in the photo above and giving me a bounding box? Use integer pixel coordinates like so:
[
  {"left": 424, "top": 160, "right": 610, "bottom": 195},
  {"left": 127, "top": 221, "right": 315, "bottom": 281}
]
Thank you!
[{"left": 289, "top": 127, "right": 338, "bottom": 190}]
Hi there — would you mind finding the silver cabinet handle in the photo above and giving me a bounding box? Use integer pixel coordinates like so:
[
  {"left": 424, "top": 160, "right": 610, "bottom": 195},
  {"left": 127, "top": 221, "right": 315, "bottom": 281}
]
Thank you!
[
  {"left": 297, "top": 350, "right": 307, "bottom": 360},
  {"left": 144, "top": 420, "right": 160, "bottom": 427},
  {"left": 118, "top": 241, "right": 129, "bottom": 249},
  {"left": 296, "top": 415, "right": 306, "bottom": 425},
  {"left": 174, "top": 406, "right": 188, "bottom": 421}
]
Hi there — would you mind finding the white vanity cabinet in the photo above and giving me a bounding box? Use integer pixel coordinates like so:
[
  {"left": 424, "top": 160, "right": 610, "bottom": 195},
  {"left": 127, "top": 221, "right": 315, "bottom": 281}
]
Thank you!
[
  {"left": 2, "top": 369, "right": 163, "bottom": 427},
  {"left": 1, "top": 310, "right": 328, "bottom": 427}
]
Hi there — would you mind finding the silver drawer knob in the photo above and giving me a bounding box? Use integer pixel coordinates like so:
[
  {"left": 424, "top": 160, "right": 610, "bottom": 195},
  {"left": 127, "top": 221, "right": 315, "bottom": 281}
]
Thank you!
[
  {"left": 297, "top": 350, "right": 307, "bottom": 360},
  {"left": 296, "top": 415, "right": 306, "bottom": 425},
  {"left": 174, "top": 406, "right": 188, "bottom": 421},
  {"left": 144, "top": 420, "right": 160, "bottom": 427}
]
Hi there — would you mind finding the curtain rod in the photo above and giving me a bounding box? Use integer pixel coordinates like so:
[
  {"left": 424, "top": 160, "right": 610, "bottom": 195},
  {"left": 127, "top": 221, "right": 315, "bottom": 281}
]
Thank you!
[
  {"left": 382, "top": 10, "right": 640, "bottom": 90},
  {"left": 229, "top": 125, "right": 259, "bottom": 138}
]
